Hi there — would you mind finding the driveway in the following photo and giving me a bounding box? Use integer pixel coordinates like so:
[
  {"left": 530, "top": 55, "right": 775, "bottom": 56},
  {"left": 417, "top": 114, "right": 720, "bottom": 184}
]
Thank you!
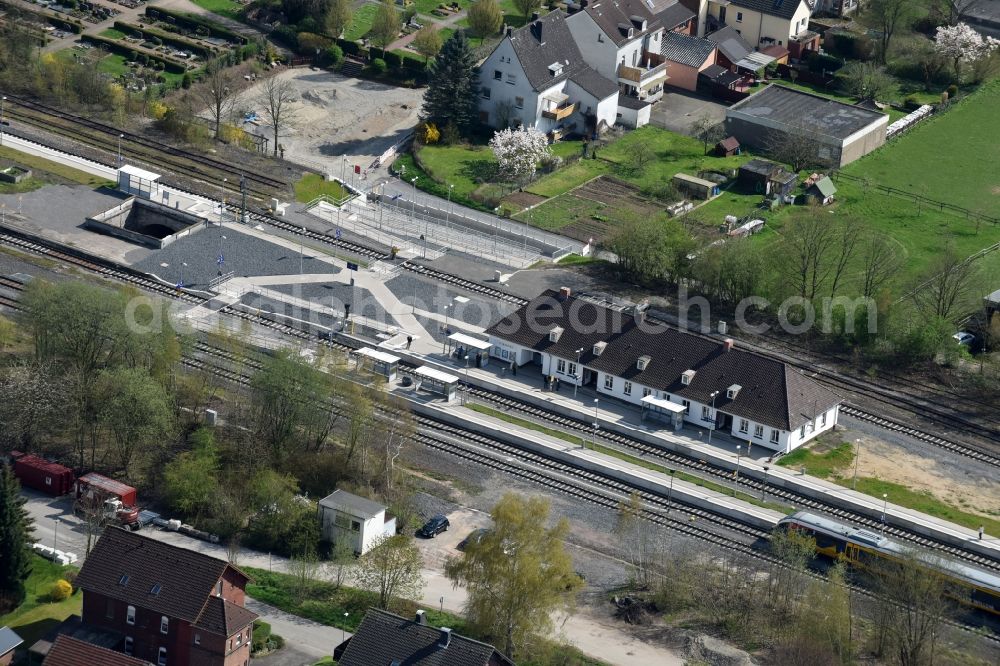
[{"left": 649, "top": 90, "right": 728, "bottom": 136}]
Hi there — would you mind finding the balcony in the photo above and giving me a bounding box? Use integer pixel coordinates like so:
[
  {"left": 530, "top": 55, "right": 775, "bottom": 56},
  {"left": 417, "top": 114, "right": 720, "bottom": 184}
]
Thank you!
[
  {"left": 617, "top": 57, "right": 668, "bottom": 87},
  {"left": 542, "top": 101, "right": 578, "bottom": 121}
]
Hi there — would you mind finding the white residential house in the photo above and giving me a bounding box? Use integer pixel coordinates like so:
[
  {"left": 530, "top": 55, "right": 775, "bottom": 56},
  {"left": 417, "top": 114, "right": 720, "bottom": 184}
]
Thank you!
[
  {"left": 486, "top": 288, "right": 842, "bottom": 454},
  {"left": 478, "top": 11, "right": 621, "bottom": 136},
  {"left": 699, "top": 0, "right": 819, "bottom": 57},
  {"left": 318, "top": 490, "right": 397, "bottom": 555}
]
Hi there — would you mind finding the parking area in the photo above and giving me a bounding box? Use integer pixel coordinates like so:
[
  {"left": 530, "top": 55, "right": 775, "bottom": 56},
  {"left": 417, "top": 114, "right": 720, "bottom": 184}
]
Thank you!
[
  {"left": 412, "top": 508, "right": 492, "bottom": 570},
  {"left": 649, "top": 90, "right": 728, "bottom": 136}
]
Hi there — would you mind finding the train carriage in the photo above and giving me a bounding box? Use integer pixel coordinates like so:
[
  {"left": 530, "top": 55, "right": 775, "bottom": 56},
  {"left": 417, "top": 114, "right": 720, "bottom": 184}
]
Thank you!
[{"left": 778, "top": 511, "right": 1000, "bottom": 616}]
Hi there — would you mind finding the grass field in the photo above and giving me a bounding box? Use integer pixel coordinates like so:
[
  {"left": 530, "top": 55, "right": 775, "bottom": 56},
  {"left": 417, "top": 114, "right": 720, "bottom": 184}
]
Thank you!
[
  {"left": 95, "top": 52, "right": 129, "bottom": 78},
  {"left": 345, "top": 3, "right": 380, "bottom": 41},
  {"left": 293, "top": 174, "right": 350, "bottom": 203},
  {"left": 0, "top": 145, "right": 111, "bottom": 188},
  {"left": 99, "top": 27, "right": 127, "bottom": 39},
  {"left": 188, "top": 0, "right": 243, "bottom": 20},
  {"left": 777, "top": 440, "right": 856, "bottom": 478},
  {"left": 0, "top": 556, "right": 82, "bottom": 648}
]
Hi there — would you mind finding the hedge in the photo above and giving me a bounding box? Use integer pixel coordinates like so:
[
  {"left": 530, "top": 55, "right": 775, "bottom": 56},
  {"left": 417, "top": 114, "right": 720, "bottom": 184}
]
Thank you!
[
  {"left": 0, "top": 0, "right": 84, "bottom": 33},
  {"left": 81, "top": 34, "right": 188, "bottom": 73},
  {"left": 113, "top": 21, "right": 216, "bottom": 58},
  {"left": 144, "top": 6, "right": 248, "bottom": 44}
]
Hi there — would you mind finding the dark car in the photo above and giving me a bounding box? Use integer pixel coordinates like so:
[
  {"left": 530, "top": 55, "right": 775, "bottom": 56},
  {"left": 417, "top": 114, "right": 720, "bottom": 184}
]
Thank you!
[
  {"left": 458, "top": 528, "right": 490, "bottom": 551},
  {"left": 417, "top": 514, "right": 450, "bottom": 538}
]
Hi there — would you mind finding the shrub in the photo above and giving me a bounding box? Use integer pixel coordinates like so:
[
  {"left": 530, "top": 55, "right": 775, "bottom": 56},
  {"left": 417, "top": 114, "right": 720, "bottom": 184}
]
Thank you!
[
  {"left": 181, "top": 72, "right": 192, "bottom": 88},
  {"left": 324, "top": 43, "right": 343, "bottom": 67},
  {"left": 440, "top": 121, "right": 460, "bottom": 145},
  {"left": 903, "top": 94, "right": 922, "bottom": 110},
  {"left": 62, "top": 570, "right": 79, "bottom": 592},
  {"left": 807, "top": 52, "right": 842, "bottom": 74},
  {"left": 148, "top": 101, "right": 169, "bottom": 119},
  {"left": 369, "top": 58, "right": 387, "bottom": 74},
  {"left": 383, "top": 50, "right": 402, "bottom": 69},
  {"left": 251, "top": 620, "right": 272, "bottom": 653},
  {"left": 946, "top": 84, "right": 958, "bottom": 98},
  {"left": 49, "top": 579, "right": 73, "bottom": 602},
  {"left": 421, "top": 121, "right": 440, "bottom": 144}
]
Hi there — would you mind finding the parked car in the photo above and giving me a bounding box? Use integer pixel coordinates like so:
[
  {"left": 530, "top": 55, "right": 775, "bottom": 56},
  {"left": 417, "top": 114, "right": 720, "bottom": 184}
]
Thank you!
[
  {"left": 417, "top": 514, "right": 450, "bottom": 538},
  {"left": 458, "top": 528, "right": 489, "bottom": 550},
  {"left": 953, "top": 331, "right": 975, "bottom": 346}
]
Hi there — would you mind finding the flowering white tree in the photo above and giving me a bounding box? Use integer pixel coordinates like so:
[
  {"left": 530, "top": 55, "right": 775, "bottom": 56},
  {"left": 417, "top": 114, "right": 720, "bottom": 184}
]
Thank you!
[
  {"left": 934, "top": 22, "right": 1000, "bottom": 78},
  {"left": 490, "top": 126, "right": 550, "bottom": 184}
]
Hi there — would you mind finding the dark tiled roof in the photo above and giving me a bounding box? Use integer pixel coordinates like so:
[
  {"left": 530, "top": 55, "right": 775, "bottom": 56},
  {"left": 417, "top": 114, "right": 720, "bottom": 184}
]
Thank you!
[
  {"left": 656, "top": 1, "right": 696, "bottom": 29},
  {"left": 659, "top": 31, "right": 716, "bottom": 67},
  {"left": 338, "top": 610, "right": 513, "bottom": 666},
  {"left": 705, "top": 25, "right": 752, "bottom": 62},
  {"left": 509, "top": 11, "right": 580, "bottom": 91},
  {"left": 193, "top": 596, "right": 258, "bottom": 636},
  {"left": 618, "top": 94, "right": 652, "bottom": 110},
  {"left": 76, "top": 528, "right": 250, "bottom": 624},
  {"left": 729, "top": 84, "right": 887, "bottom": 140},
  {"left": 42, "top": 635, "right": 151, "bottom": 666},
  {"left": 570, "top": 66, "right": 619, "bottom": 99},
  {"left": 582, "top": 0, "right": 662, "bottom": 46},
  {"left": 486, "top": 290, "right": 841, "bottom": 431},
  {"left": 729, "top": 0, "right": 808, "bottom": 20}
]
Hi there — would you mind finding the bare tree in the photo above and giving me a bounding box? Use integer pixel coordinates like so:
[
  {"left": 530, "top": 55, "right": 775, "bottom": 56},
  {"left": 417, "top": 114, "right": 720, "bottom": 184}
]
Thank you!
[
  {"left": 860, "top": 233, "right": 901, "bottom": 298},
  {"left": 910, "top": 246, "right": 980, "bottom": 321},
  {"left": 258, "top": 75, "right": 300, "bottom": 157},
  {"left": 828, "top": 216, "right": 863, "bottom": 297},
  {"left": 764, "top": 124, "right": 821, "bottom": 171},
  {"left": 780, "top": 211, "right": 840, "bottom": 301},
  {"left": 861, "top": 0, "right": 918, "bottom": 64},
  {"left": 931, "top": 0, "right": 981, "bottom": 25},
  {"left": 197, "top": 60, "right": 243, "bottom": 141},
  {"left": 692, "top": 114, "right": 726, "bottom": 155},
  {"left": 355, "top": 534, "right": 424, "bottom": 610}
]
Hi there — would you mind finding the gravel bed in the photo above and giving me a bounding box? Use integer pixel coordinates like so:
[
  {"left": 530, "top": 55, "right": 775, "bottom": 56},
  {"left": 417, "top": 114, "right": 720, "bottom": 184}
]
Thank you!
[
  {"left": 133, "top": 227, "right": 341, "bottom": 289},
  {"left": 386, "top": 274, "right": 503, "bottom": 329}
]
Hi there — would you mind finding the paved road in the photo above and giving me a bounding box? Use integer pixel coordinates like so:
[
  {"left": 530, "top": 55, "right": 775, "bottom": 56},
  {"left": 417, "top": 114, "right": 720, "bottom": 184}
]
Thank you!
[{"left": 246, "top": 598, "right": 347, "bottom": 665}]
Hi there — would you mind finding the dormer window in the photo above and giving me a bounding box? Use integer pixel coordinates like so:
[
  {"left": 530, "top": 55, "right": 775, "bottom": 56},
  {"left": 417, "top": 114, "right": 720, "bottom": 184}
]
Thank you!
[
  {"left": 727, "top": 384, "right": 742, "bottom": 399},
  {"left": 549, "top": 326, "right": 564, "bottom": 342},
  {"left": 548, "top": 61, "right": 563, "bottom": 76},
  {"left": 629, "top": 15, "right": 647, "bottom": 31},
  {"left": 637, "top": 355, "right": 651, "bottom": 371},
  {"left": 593, "top": 341, "right": 607, "bottom": 356},
  {"left": 681, "top": 369, "right": 696, "bottom": 385},
  {"left": 119, "top": 575, "right": 130, "bottom": 586}
]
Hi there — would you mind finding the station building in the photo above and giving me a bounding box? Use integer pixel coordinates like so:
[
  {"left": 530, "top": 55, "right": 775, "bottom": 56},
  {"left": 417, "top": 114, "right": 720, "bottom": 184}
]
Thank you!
[{"left": 486, "top": 288, "right": 842, "bottom": 453}]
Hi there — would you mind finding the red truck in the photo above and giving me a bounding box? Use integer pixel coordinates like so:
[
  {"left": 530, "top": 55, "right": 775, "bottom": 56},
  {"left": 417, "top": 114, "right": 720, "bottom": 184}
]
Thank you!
[
  {"left": 11, "top": 452, "right": 75, "bottom": 496},
  {"left": 74, "top": 473, "right": 141, "bottom": 530}
]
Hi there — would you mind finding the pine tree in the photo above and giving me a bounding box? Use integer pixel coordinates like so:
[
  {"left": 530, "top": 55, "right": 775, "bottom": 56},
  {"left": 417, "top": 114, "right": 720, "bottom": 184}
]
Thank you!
[
  {"left": 0, "top": 463, "right": 33, "bottom": 613},
  {"left": 422, "top": 30, "right": 479, "bottom": 136}
]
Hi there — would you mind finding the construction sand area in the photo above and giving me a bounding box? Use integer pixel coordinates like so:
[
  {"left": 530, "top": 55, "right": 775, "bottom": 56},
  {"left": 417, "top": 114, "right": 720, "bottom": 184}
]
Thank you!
[{"left": 242, "top": 68, "right": 424, "bottom": 173}]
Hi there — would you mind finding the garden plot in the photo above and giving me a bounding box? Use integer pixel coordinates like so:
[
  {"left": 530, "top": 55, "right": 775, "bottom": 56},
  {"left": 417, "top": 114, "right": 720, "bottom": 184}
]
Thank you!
[
  {"left": 516, "top": 176, "right": 662, "bottom": 243},
  {"left": 240, "top": 68, "right": 424, "bottom": 171}
]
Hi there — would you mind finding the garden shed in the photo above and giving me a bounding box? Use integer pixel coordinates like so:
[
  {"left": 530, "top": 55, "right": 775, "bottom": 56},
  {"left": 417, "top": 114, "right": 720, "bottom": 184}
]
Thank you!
[
  {"left": 806, "top": 176, "right": 837, "bottom": 205},
  {"left": 673, "top": 173, "right": 720, "bottom": 200},
  {"left": 715, "top": 136, "right": 741, "bottom": 157}
]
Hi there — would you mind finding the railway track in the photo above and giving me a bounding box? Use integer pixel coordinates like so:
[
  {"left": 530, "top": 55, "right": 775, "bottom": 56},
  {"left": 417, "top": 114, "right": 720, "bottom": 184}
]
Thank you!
[
  {"left": 3, "top": 95, "right": 286, "bottom": 198},
  {"left": 464, "top": 386, "right": 1000, "bottom": 571}
]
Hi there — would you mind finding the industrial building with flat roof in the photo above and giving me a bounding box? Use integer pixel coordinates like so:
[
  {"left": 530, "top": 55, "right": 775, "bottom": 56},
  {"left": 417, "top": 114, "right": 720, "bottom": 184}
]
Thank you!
[{"left": 725, "top": 84, "right": 889, "bottom": 166}]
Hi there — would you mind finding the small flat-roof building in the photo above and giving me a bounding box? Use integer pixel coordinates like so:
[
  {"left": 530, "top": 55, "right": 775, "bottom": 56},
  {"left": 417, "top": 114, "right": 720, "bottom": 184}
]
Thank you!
[
  {"left": 738, "top": 159, "right": 797, "bottom": 197},
  {"left": 414, "top": 366, "right": 460, "bottom": 402},
  {"left": 672, "top": 173, "right": 720, "bottom": 200},
  {"left": 726, "top": 84, "right": 889, "bottom": 166},
  {"left": 354, "top": 347, "right": 400, "bottom": 381},
  {"left": 446, "top": 332, "right": 492, "bottom": 368},
  {"left": 319, "top": 490, "right": 396, "bottom": 556},
  {"left": 116, "top": 165, "right": 162, "bottom": 201}
]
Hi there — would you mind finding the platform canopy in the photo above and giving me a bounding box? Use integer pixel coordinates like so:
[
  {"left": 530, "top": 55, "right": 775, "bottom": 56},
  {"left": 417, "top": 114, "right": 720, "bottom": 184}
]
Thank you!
[
  {"left": 355, "top": 347, "right": 401, "bottom": 364},
  {"left": 448, "top": 332, "right": 492, "bottom": 351},
  {"left": 118, "top": 164, "right": 161, "bottom": 182},
  {"left": 641, "top": 394, "right": 687, "bottom": 413},
  {"left": 415, "top": 366, "right": 460, "bottom": 384}
]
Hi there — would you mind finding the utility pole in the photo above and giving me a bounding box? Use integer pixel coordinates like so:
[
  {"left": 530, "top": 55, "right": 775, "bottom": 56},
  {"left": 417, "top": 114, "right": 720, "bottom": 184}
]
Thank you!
[
  {"left": 240, "top": 173, "right": 247, "bottom": 224},
  {"left": 0, "top": 95, "right": 6, "bottom": 147}
]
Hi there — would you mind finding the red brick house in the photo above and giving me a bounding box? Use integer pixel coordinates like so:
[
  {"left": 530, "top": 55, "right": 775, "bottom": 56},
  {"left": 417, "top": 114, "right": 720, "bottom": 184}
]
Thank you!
[
  {"left": 43, "top": 634, "right": 152, "bottom": 666},
  {"left": 75, "top": 528, "right": 258, "bottom": 666}
]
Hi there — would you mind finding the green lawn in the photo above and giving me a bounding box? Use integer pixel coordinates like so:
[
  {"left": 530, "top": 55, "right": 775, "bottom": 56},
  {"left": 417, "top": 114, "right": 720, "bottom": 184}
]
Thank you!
[
  {"left": 344, "top": 3, "right": 380, "bottom": 41},
  {"left": 244, "top": 567, "right": 466, "bottom": 634},
  {"left": 99, "top": 27, "right": 127, "bottom": 39},
  {"left": 188, "top": 0, "right": 243, "bottom": 20},
  {"left": 294, "top": 173, "right": 351, "bottom": 204},
  {"left": 95, "top": 53, "right": 129, "bottom": 78},
  {"left": 0, "top": 145, "right": 112, "bottom": 187},
  {"left": 776, "top": 440, "right": 855, "bottom": 478},
  {"left": 0, "top": 556, "right": 82, "bottom": 648},
  {"left": 409, "top": 0, "right": 468, "bottom": 16}
]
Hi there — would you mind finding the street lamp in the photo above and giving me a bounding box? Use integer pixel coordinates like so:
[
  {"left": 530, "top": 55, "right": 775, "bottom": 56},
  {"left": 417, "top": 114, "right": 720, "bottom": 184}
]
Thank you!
[
  {"left": 761, "top": 464, "right": 769, "bottom": 501},
  {"left": 706, "top": 390, "right": 719, "bottom": 445},
  {"left": 219, "top": 177, "right": 228, "bottom": 224},
  {"left": 342, "top": 612, "right": 349, "bottom": 645},
  {"left": 217, "top": 234, "right": 227, "bottom": 276},
  {"left": 734, "top": 444, "right": 742, "bottom": 492},
  {"left": 573, "top": 347, "right": 584, "bottom": 397},
  {"left": 493, "top": 206, "right": 501, "bottom": 254},
  {"left": 667, "top": 469, "right": 675, "bottom": 513},
  {"left": 53, "top": 516, "right": 59, "bottom": 552},
  {"left": 118, "top": 133, "right": 124, "bottom": 164},
  {"left": 446, "top": 183, "right": 454, "bottom": 238},
  {"left": 852, "top": 437, "right": 861, "bottom": 490},
  {"left": 591, "top": 398, "right": 599, "bottom": 449},
  {"left": 299, "top": 226, "right": 305, "bottom": 275},
  {"left": 881, "top": 493, "right": 888, "bottom": 534},
  {"left": 0, "top": 95, "right": 6, "bottom": 146}
]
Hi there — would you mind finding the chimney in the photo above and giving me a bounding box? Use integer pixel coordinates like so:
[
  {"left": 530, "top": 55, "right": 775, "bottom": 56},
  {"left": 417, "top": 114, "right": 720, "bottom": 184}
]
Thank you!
[
  {"left": 415, "top": 609, "right": 427, "bottom": 625},
  {"left": 532, "top": 11, "right": 540, "bottom": 20},
  {"left": 505, "top": 24, "right": 512, "bottom": 37},
  {"left": 723, "top": 338, "right": 734, "bottom": 352},
  {"left": 559, "top": 286, "right": 571, "bottom": 300},
  {"left": 439, "top": 627, "right": 452, "bottom": 648}
]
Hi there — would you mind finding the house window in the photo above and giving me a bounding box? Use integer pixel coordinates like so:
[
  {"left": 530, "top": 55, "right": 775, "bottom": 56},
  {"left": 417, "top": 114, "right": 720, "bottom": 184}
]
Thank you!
[
  {"left": 736, "top": 11, "right": 743, "bottom": 21},
  {"left": 194, "top": 633, "right": 201, "bottom": 646},
  {"left": 124, "top": 637, "right": 134, "bottom": 655},
  {"left": 702, "top": 405, "right": 713, "bottom": 421},
  {"left": 800, "top": 425, "right": 806, "bottom": 438},
  {"left": 771, "top": 429, "right": 780, "bottom": 443},
  {"left": 45, "top": 476, "right": 52, "bottom": 486},
  {"left": 481, "top": 87, "right": 491, "bottom": 99},
  {"left": 514, "top": 96, "right": 524, "bottom": 108},
  {"left": 568, "top": 362, "right": 577, "bottom": 377},
  {"left": 642, "top": 387, "right": 652, "bottom": 397},
  {"left": 623, "top": 381, "right": 632, "bottom": 396},
  {"left": 126, "top": 605, "right": 136, "bottom": 625},
  {"left": 754, "top": 424, "right": 764, "bottom": 439},
  {"left": 604, "top": 375, "right": 614, "bottom": 390},
  {"left": 494, "top": 70, "right": 502, "bottom": 80},
  {"left": 557, "top": 359, "right": 566, "bottom": 374},
  {"left": 820, "top": 412, "right": 828, "bottom": 427},
  {"left": 506, "top": 73, "right": 516, "bottom": 85},
  {"left": 158, "top": 647, "right": 167, "bottom": 666},
  {"left": 681, "top": 399, "right": 690, "bottom": 412},
  {"left": 739, "top": 419, "right": 749, "bottom": 433},
  {"left": 160, "top": 616, "right": 169, "bottom": 634},
  {"left": 236, "top": 633, "right": 243, "bottom": 646},
  {"left": 351, "top": 520, "right": 361, "bottom": 531}
]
